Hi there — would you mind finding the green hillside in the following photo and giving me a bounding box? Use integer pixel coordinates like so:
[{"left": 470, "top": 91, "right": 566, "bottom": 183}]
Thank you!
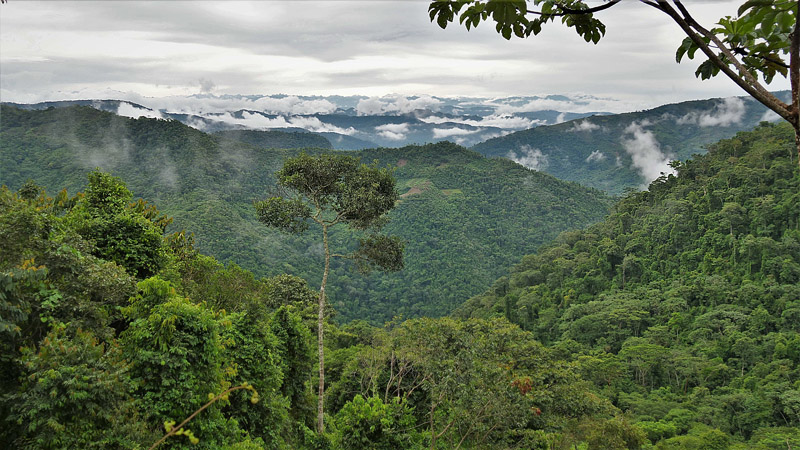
[
  {"left": 214, "top": 129, "right": 333, "bottom": 150},
  {"left": 473, "top": 95, "right": 788, "bottom": 194},
  {"left": 0, "top": 104, "right": 611, "bottom": 323},
  {"left": 459, "top": 121, "right": 800, "bottom": 447}
]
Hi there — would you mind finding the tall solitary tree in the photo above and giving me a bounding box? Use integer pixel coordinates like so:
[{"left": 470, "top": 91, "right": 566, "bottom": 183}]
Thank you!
[
  {"left": 255, "top": 152, "right": 404, "bottom": 434},
  {"left": 428, "top": 0, "right": 800, "bottom": 167}
]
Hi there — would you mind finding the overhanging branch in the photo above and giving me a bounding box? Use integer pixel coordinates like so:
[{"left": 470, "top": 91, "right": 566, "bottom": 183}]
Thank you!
[
  {"left": 648, "top": 0, "right": 792, "bottom": 121},
  {"left": 527, "top": 0, "right": 621, "bottom": 17}
]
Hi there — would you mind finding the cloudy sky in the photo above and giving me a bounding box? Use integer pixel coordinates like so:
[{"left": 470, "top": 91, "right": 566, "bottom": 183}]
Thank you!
[{"left": 0, "top": 1, "right": 790, "bottom": 113}]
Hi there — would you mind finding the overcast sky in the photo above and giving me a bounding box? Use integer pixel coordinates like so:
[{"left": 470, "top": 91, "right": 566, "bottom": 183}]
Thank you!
[{"left": 0, "top": 1, "right": 791, "bottom": 113}]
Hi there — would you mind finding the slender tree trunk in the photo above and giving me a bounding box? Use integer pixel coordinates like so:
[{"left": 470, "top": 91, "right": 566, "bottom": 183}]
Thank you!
[
  {"left": 430, "top": 401, "right": 437, "bottom": 450},
  {"left": 317, "top": 224, "right": 330, "bottom": 434}
]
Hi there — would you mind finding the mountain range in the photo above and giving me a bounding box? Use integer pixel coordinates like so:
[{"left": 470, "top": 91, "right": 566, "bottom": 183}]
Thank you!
[{"left": 5, "top": 92, "right": 788, "bottom": 195}]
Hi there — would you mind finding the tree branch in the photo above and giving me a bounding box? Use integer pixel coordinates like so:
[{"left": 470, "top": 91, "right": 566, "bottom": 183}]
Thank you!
[
  {"left": 556, "top": 0, "right": 622, "bottom": 15},
  {"left": 731, "top": 46, "right": 791, "bottom": 70},
  {"left": 527, "top": 0, "right": 621, "bottom": 17},
  {"left": 653, "top": 0, "right": 791, "bottom": 121},
  {"left": 149, "top": 384, "right": 254, "bottom": 450}
]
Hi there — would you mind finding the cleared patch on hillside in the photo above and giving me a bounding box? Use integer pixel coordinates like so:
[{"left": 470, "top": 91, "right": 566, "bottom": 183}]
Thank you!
[{"left": 400, "top": 178, "right": 432, "bottom": 198}]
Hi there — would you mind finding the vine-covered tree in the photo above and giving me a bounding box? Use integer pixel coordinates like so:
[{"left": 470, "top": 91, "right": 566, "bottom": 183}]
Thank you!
[
  {"left": 254, "top": 152, "right": 404, "bottom": 434},
  {"left": 428, "top": 0, "right": 800, "bottom": 165}
]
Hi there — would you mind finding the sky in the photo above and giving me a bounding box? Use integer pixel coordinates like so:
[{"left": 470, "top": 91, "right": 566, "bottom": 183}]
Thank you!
[{"left": 0, "top": 1, "right": 791, "bottom": 113}]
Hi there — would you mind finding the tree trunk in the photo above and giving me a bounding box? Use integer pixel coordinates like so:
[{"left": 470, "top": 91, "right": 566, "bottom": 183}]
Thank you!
[{"left": 317, "top": 224, "right": 330, "bottom": 434}]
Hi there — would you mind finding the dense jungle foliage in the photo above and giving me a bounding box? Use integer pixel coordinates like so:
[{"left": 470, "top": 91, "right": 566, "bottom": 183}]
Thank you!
[
  {"left": 214, "top": 130, "right": 334, "bottom": 151},
  {"left": 459, "top": 121, "right": 800, "bottom": 448},
  {"left": 1, "top": 171, "right": 638, "bottom": 449},
  {"left": 0, "top": 104, "right": 611, "bottom": 323}
]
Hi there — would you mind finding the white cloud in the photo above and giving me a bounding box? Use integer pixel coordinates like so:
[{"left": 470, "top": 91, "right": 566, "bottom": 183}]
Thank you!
[
  {"left": 392, "top": 95, "right": 441, "bottom": 113},
  {"left": 356, "top": 95, "right": 442, "bottom": 116},
  {"left": 289, "top": 116, "right": 356, "bottom": 135},
  {"left": 432, "top": 127, "right": 479, "bottom": 139},
  {"left": 375, "top": 123, "right": 409, "bottom": 140},
  {"left": 115, "top": 102, "right": 162, "bottom": 119},
  {"left": 585, "top": 150, "right": 606, "bottom": 163},
  {"left": 375, "top": 123, "right": 409, "bottom": 133},
  {"left": 491, "top": 94, "right": 636, "bottom": 115},
  {"left": 357, "top": 97, "right": 388, "bottom": 115},
  {"left": 507, "top": 145, "right": 548, "bottom": 171},
  {"left": 378, "top": 130, "right": 406, "bottom": 140},
  {"left": 135, "top": 94, "right": 339, "bottom": 116},
  {"left": 570, "top": 120, "right": 600, "bottom": 132},
  {"left": 759, "top": 108, "right": 781, "bottom": 122},
  {"left": 477, "top": 130, "right": 513, "bottom": 141},
  {"left": 210, "top": 111, "right": 356, "bottom": 134},
  {"left": 676, "top": 97, "right": 745, "bottom": 127},
  {"left": 555, "top": 112, "right": 567, "bottom": 124},
  {"left": 621, "top": 121, "right": 675, "bottom": 185},
  {"left": 418, "top": 113, "right": 538, "bottom": 130}
]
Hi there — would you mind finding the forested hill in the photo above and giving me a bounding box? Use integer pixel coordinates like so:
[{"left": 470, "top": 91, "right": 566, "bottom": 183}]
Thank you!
[
  {"left": 473, "top": 94, "right": 789, "bottom": 194},
  {"left": 214, "top": 129, "right": 333, "bottom": 150},
  {"left": 0, "top": 104, "right": 611, "bottom": 323},
  {"left": 458, "top": 121, "right": 800, "bottom": 447}
]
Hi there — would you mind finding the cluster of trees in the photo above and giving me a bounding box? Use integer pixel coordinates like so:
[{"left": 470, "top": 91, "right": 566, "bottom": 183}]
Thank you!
[
  {"left": 215, "top": 130, "right": 333, "bottom": 151},
  {"left": 457, "top": 122, "right": 800, "bottom": 447},
  {"left": 1, "top": 172, "right": 317, "bottom": 448}
]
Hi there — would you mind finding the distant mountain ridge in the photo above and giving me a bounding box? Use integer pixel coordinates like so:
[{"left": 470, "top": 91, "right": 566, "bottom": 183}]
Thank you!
[
  {"left": 3, "top": 94, "right": 607, "bottom": 149},
  {"left": 472, "top": 93, "right": 790, "bottom": 194},
  {"left": 7, "top": 93, "right": 787, "bottom": 195}
]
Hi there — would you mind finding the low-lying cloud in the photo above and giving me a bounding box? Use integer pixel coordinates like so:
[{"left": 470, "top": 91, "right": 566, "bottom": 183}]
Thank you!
[
  {"left": 419, "top": 113, "right": 538, "bottom": 130},
  {"left": 507, "top": 145, "right": 549, "bottom": 171},
  {"left": 676, "top": 97, "right": 745, "bottom": 127},
  {"left": 585, "top": 150, "right": 606, "bottom": 163},
  {"left": 432, "top": 127, "right": 479, "bottom": 139},
  {"left": 621, "top": 121, "right": 675, "bottom": 185},
  {"left": 141, "top": 94, "right": 340, "bottom": 116},
  {"left": 211, "top": 111, "right": 356, "bottom": 135},
  {"left": 356, "top": 95, "right": 442, "bottom": 116},
  {"left": 375, "top": 123, "right": 409, "bottom": 140},
  {"left": 570, "top": 120, "right": 601, "bottom": 132},
  {"left": 759, "top": 108, "right": 781, "bottom": 122},
  {"left": 116, "top": 102, "right": 162, "bottom": 119},
  {"left": 490, "top": 93, "right": 632, "bottom": 115}
]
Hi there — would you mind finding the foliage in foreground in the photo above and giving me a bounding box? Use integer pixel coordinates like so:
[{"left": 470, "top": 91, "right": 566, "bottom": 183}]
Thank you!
[
  {"left": 1, "top": 168, "right": 630, "bottom": 449},
  {"left": 458, "top": 121, "right": 800, "bottom": 447}
]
